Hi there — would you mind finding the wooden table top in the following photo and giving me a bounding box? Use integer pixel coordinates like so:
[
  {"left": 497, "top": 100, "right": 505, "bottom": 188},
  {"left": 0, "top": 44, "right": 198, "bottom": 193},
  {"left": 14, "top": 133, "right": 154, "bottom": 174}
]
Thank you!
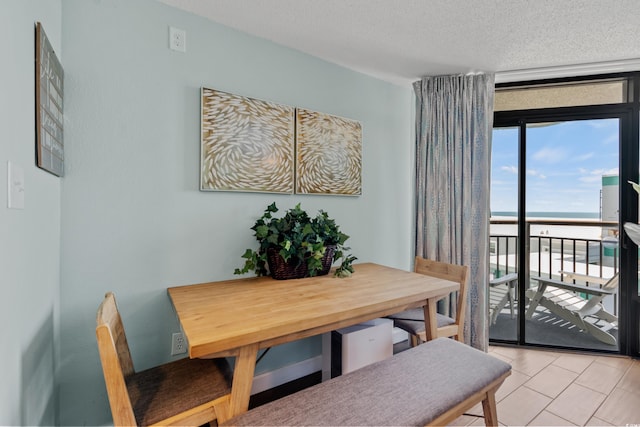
[{"left": 167, "top": 262, "right": 459, "bottom": 359}]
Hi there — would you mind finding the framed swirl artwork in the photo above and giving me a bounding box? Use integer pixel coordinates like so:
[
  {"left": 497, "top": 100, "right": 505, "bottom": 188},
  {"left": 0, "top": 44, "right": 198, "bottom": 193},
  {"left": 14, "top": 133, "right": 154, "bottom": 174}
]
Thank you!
[
  {"left": 200, "top": 88, "right": 362, "bottom": 195},
  {"left": 295, "top": 108, "right": 361, "bottom": 195},
  {"left": 200, "top": 88, "right": 295, "bottom": 193}
]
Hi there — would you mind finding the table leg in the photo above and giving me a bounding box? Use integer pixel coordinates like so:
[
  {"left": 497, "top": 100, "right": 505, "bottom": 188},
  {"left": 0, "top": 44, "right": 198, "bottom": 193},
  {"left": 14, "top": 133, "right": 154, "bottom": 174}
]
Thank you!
[
  {"left": 422, "top": 297, "right": 438, "bottom": 341},
  {"left": 228, "top": 343, "right": 260, "bottom": 419}
]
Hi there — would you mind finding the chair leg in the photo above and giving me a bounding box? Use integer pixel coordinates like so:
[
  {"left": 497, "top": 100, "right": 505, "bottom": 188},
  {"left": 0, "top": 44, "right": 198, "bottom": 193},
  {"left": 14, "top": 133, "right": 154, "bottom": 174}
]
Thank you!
[
  {"left": 582, "top": 320, "right": 617, "bottom": 345},
  {"left": 491, "top": 294, "right": 507, "bottom": 325},
  {"left": 409, "top": 334, "right": 419, "bottom": 347},
  {"left": 481, "top": 390, "right": 498, "bottom": 427},
  {"left": 525, "top": 285, "right": 547, "bottom": 319},
  {"left": 508, "top": 286, "right": 515, "bottom": 319},
  {"left": 213, "top": 397, "right": 231, "bottom": 425}
]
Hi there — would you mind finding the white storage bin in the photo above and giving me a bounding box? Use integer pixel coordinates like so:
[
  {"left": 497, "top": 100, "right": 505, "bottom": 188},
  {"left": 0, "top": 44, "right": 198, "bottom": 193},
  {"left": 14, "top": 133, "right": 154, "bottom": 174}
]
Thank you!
[{"left": 322, "top": 318, "right": 393, "bottom": 380}]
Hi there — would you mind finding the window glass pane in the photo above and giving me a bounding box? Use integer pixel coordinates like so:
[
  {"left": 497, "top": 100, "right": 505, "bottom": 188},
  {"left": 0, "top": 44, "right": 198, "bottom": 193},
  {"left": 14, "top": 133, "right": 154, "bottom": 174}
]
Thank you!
[
  {"left": 489, "top": 126, "right": 519, "bottom": 342},
  {"left": 495, "top": 80, "right": 627, "bottom": 111},
  {"left": 524, "top": 118, "right": 620, "bottom": 351}
]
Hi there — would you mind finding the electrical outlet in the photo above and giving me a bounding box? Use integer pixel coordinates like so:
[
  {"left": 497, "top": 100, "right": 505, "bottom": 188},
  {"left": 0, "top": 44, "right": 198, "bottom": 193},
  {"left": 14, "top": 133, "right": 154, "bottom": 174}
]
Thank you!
[
  {"left": 171, "top": 332, "right": 187, "bottom": 355},
  {"left": 169, "top": 26, "right": 186, "bottom": 52}
]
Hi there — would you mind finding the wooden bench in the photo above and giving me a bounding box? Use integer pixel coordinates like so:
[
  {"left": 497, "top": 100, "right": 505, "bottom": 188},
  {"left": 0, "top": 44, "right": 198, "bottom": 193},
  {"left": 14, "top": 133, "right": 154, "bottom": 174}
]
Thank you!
[{"left": 222, "top": 338, "right": 511, "bottom": 426}]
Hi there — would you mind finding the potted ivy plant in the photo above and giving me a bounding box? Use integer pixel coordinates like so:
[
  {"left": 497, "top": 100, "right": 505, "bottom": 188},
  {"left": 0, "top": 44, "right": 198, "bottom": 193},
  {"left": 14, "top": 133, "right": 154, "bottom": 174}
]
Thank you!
[{"left": 234, "top": 202, "right": 357, "bottom": 279}]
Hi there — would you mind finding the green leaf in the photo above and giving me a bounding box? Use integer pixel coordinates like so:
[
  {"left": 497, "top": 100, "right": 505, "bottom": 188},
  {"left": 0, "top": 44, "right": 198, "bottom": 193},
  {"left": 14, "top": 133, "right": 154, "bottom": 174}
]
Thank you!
[
  {"left": 335, "top": 269, "right": 352, "bottom": 278},
  {"left": 255, "top": 224, "right": 269, "bottom": 238},
  {"left": 279, "top": 248, "right": 292, "bottom": 262},
  {"left": 302, "top": 223, "right": 314, "bottom": 235},
  {"left": 241, "top": 249, "right": 254, "bottom": 259},
  {"left": 337, "top": 232, "right": 349, "bottom": 245}
]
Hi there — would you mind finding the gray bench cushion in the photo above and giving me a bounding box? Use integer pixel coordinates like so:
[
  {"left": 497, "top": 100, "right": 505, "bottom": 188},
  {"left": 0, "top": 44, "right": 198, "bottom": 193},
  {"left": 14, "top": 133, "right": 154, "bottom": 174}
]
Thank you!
[{"left": 223, "top": 338, "right": 511, "bottom": 426}]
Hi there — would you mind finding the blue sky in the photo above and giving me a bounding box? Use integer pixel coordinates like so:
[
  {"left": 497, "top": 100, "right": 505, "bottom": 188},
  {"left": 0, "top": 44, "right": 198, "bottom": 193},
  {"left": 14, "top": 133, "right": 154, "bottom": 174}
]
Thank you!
[{"left": 491, "top": 118, "right": 619, "bottom": 214}]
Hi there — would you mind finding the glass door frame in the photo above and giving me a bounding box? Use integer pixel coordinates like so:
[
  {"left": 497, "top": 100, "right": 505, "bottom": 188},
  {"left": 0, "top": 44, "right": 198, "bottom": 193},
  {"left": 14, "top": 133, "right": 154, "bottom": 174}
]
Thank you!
[{"left": 493, "top": 103, "right": 638, "bottom": 356}]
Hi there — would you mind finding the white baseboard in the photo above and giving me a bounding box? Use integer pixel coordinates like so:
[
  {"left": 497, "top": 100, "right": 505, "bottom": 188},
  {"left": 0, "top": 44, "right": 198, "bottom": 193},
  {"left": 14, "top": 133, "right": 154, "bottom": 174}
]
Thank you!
[{"left": 251, "top": 355, "right": 323, "bottom": 395}]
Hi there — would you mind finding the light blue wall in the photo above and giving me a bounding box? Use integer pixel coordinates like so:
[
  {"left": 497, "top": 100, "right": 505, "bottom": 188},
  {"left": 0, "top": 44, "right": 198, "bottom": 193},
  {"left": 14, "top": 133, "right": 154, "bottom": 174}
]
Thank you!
[
  {"left": 0, "top": 1, "right": 62, "bottom": 425},
  {"left": 57, "top": 0, "right": 413, "bottom": 424}
]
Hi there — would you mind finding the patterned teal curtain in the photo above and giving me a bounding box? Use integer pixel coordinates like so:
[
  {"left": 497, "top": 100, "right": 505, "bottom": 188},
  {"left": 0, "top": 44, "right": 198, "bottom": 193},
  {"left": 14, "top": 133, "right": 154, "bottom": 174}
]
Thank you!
[{"left": 414, "top": 74, "right": 495, "bottom": 351}]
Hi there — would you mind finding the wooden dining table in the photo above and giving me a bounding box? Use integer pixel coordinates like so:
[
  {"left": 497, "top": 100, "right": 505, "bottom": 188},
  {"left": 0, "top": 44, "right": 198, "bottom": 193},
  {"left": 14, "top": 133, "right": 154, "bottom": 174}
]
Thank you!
[{"left": 167, "top": 262, "right": 459, "bottom": 421}]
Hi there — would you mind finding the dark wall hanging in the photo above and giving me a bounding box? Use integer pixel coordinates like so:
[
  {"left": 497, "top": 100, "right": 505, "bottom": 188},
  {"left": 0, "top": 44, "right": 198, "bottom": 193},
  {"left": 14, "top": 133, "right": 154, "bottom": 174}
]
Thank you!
[{"left": 35, "top": 22, "right": 64, "bottom": 177}]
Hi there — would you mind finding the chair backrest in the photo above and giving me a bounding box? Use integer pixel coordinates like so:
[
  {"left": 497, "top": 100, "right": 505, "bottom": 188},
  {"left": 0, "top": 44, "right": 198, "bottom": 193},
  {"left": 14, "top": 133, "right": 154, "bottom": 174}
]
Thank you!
[
  {"left": 414, "top": 257, "right": 469, "bottom": 338},
  {"left": 96, "top": 292, "right": 137, "bottom": 426},
  {"left": 561, "top": 271, "right": 619, "bottom": 292}
]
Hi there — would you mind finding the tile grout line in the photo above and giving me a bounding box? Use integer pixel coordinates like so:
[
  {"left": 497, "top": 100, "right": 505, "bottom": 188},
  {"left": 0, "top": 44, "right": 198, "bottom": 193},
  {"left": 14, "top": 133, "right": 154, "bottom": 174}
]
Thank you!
[
  {"left": 512, "top": 353, "right": 559, "bottom": 426},
  {"left": 545, "top": 357, "right": 599, "bottom": 426},
  {"left": 490, "top": 348, "right": 639, "bottom": 427},
  {"left": 525, "top": 354, "right": 567, "bottom": 426},
  {"left": 581, "top": 359, "right": 637, "bottom": 426},
  {"left": 524, "top": 353, "right": 593, "bottom": 426}
]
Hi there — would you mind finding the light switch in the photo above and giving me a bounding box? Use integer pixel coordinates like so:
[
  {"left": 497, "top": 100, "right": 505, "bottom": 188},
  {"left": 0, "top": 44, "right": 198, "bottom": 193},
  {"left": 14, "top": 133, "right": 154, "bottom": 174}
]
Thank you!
[{"left": 8, "top": 162, "right": 24, "bottom": 209}]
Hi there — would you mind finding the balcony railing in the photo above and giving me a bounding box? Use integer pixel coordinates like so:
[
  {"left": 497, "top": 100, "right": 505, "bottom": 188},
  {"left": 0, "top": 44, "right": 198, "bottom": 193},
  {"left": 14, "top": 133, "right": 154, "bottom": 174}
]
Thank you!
[
  {"left": 490, "top": 219, "right": 618, "bottom": 277},
  {"left": 490, "top": 218, "right": 619, "bottom": 313}
]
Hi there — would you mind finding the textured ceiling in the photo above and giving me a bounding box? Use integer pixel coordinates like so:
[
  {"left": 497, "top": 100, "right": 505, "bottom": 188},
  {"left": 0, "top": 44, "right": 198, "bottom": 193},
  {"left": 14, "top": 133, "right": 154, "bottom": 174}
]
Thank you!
[{"left": 159, "top": 0, "right": 640, "bottom": 85}]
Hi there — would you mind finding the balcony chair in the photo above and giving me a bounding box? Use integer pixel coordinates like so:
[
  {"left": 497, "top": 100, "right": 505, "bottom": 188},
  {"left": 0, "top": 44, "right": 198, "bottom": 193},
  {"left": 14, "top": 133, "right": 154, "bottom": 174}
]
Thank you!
[
  {"left": 525, "top": 272, "right": 619, "bottom": 346},
  {"left": 489, "top": 273, "right": 518, "bottom": 325},
  {"left": 388, "top": 257, "right": 469, "bottom": 346},
  {"left": 96, "top": 292, "right": 233, "bottom": 426}
]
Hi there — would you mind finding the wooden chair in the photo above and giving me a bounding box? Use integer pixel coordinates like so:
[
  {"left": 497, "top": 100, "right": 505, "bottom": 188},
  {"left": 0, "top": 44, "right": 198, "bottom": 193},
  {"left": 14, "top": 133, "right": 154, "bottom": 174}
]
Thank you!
[
  {"left": 96, "top": 292, "right": 232, "bottom": 426},
  {"left": 526, "top": 272, "right": 619, "bottom": 345},
  {"left": 388, "top": 257, "right": 469, "bottom": 346},
  {"left": 489, "top": 273, "right": 518, "bottom": 325}
]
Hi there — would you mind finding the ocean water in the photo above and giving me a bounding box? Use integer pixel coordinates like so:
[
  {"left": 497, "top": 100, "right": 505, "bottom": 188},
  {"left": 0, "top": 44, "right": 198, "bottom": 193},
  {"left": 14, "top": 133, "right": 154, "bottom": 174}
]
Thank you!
[
  {"left": 492, "top": 211, "right": 600, "bottom": 219},
  {"left": 491, "top": 211, "right": 611, "bottom": 240}
]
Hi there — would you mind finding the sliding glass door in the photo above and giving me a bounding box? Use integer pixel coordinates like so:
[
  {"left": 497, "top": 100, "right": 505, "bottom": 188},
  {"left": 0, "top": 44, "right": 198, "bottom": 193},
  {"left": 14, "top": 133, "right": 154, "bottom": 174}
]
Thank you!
[
  {"left": 490, "top": 115, "right": 624, "bottom": 352},
  {"left": 524, "top": 118, "right": 620, "bottom": 351},
  {"left": 490, "top": 73, "right": 640, "bottom": 357}
]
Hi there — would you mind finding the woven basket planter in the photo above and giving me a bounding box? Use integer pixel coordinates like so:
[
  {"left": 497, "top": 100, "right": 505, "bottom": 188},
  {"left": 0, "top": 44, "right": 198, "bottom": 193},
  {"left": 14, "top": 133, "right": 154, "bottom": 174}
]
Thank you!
[{"left": 267, "top": 245, "right": 335, "bottom": 280}]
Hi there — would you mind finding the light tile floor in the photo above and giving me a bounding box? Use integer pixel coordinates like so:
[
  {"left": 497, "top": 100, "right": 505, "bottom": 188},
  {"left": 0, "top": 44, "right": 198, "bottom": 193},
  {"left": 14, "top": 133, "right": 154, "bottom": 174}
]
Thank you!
[{"left": 450, "top": 345, "right": 640, "bottom": 426}]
